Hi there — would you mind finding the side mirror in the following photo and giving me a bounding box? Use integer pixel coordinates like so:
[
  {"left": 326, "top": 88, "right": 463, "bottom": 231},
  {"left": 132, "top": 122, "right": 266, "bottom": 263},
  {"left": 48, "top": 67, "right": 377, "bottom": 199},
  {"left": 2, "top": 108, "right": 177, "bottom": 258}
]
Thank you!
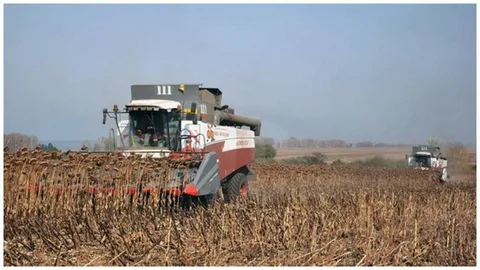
[
  {"left": 102, "top": 108, "right": 108, "bottom": 124},
  {"left": 190, "top": 102, "right": 198, "bottom": 125}
]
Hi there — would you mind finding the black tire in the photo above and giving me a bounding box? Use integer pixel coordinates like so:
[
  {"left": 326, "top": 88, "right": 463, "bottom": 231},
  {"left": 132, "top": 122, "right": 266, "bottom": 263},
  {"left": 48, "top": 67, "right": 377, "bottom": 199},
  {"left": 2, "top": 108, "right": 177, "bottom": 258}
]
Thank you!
[
  {"left": 222, "top": 171, "right": 248, "bottom": 203},
  {"left": 199, "top": 194, "right": 216, "bottom": 208}
]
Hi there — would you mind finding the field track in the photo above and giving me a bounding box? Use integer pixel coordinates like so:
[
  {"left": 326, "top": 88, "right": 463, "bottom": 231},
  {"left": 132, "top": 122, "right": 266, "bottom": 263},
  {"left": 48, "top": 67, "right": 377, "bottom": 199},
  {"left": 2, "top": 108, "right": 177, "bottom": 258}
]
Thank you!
[
  {"left": 275, "top": 147, "right": 476, "bottom": 163},
  {"left": 3, "top": 150, "right": 476, "bottom": 266}
]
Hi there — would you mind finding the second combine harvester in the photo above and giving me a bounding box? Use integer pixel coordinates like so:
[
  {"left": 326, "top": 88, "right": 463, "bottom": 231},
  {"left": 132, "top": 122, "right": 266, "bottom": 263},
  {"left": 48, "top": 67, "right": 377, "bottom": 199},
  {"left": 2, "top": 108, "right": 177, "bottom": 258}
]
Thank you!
[{"left": 102, "top": 83, "right": 262, "bottom": 205}]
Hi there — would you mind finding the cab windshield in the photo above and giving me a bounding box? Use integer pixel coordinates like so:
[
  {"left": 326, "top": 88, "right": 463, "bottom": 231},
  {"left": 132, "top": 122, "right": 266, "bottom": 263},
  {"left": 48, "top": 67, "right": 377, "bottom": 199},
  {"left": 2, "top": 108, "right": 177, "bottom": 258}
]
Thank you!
[
  {"left": 413, "top": 154, "right": 431, "bottom": 167},
  {"left": 128, "top": 109, "right": 181, "bottom": 150}
]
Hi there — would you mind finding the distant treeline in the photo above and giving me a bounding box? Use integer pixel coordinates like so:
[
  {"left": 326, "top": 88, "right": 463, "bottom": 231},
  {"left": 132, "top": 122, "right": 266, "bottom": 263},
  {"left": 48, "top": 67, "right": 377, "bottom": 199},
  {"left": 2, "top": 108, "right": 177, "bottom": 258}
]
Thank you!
[
  {"left": 255, "top": 137, "right": 412, "bottom": 148},
  {"left": 4, "top": 133, "right": 59, "bottom": 152},
  {"left": 4, "top": 133, "right": 40, "bottom": 152},
  {"left": 4, "top": 132, "right": 412, "bottom": 153},
  {"left": 3, "top": 132, "right": 116, "bottom": 153}
]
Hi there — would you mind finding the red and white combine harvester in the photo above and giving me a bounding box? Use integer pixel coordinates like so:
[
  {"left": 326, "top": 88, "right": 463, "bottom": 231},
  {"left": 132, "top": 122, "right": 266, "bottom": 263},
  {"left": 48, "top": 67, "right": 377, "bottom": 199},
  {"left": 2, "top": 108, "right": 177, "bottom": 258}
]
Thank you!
[
  {"left": 102, "top": 83, "right": 262, "bottom": 205},
  {"left": 406, "top": 145, "right": 449, "bottom": 182}
]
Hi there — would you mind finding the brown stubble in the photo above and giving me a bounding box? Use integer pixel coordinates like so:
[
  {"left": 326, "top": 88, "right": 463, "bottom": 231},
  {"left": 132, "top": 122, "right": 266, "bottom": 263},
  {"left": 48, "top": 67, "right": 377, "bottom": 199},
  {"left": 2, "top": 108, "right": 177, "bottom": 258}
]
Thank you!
[{"left": 3, "top": 150, "right": 476, "bottom": 266}]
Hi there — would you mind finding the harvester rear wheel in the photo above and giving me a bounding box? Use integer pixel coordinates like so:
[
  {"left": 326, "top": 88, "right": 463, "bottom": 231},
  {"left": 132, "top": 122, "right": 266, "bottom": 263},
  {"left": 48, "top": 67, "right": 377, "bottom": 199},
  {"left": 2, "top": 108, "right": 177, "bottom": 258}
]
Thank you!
[{"left": 222, "top": 171, "right": 248, "bottom": 203}]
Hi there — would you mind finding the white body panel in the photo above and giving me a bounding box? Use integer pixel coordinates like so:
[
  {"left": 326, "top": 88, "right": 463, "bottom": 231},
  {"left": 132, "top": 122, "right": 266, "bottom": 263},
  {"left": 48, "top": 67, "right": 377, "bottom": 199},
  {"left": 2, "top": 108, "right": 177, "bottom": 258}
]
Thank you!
[
  {"left": 438, "top": 159, "right": 448, "bottom": 169},
  {"left": 179, "top": 120, "right": 255, "bottom": 152},
  {"left": 126, "top": 99, "right": 181, "bottom": 110},
  {"left": 415, "top": 152, "right": 432, "bottom": 156},
  {"left": 407, "top": 157, "right": 415, "bottom": 166},
  {"left": 118, "top": 120, "right": 130, "bottom": 147}
]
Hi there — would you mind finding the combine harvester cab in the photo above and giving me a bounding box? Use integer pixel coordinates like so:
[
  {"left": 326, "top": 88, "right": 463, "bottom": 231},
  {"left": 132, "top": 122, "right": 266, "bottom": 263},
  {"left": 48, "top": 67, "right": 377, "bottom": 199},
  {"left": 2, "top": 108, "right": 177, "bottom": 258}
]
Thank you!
[
  {"left": 406, "top": 145, "right": 449, "bottom": 182},
  {"left": 101, "top": 83, "right": 262, "bottom": 206}
]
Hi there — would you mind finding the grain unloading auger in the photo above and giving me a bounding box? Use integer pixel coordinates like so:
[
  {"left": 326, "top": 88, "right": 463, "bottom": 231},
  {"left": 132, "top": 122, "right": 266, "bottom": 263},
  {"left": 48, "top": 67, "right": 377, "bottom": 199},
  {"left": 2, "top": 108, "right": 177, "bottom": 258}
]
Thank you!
[{"left": 96, "top": 83, "right": 262, "bottom": 207}]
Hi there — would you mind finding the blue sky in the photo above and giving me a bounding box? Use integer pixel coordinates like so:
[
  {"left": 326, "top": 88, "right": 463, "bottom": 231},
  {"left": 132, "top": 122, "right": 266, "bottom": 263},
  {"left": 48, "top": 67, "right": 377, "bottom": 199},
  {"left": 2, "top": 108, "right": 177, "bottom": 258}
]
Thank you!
[{"left": 4, "top": 4, "right": 476, "bottom": 145}]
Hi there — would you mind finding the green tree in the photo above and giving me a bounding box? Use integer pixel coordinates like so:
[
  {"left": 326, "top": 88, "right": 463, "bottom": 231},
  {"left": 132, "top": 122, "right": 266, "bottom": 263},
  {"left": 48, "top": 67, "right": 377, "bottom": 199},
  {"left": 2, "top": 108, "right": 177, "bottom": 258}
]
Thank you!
[
  {"left": 41, "top": 142, "right": 58, "bottom": 151},
  {"left": 255, "top": 143, "right": 277, "bottom": 160}
]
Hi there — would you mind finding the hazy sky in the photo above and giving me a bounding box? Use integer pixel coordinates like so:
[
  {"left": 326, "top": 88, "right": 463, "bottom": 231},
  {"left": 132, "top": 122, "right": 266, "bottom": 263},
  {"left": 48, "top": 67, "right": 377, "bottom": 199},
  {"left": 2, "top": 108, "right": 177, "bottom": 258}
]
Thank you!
[{"left": 4, "top": 4, "right": 476, "bottom": 144}]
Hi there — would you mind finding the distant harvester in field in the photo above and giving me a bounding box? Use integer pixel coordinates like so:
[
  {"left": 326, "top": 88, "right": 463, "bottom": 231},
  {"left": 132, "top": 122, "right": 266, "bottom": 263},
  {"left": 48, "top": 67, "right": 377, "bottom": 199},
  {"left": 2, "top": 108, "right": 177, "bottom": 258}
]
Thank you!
[{"left": 406, "top": 145, "right": 449, "bottom": 182}]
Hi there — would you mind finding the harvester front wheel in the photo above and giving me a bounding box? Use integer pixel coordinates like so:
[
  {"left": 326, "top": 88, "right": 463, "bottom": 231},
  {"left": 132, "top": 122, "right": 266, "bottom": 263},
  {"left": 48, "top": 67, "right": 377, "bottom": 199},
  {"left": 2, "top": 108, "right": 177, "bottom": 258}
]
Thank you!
[
  {"left": 222, "top": 171, "right": 248, "bottom": 203},
  {"left": 181, "top": 194, "right": 216, "bottom": 209}
]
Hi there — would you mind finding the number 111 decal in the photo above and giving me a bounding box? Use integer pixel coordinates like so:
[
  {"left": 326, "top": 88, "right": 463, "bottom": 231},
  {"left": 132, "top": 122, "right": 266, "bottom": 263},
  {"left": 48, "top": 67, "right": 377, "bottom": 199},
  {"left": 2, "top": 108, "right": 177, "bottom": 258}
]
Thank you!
[{"left": 157, "top": 85, "right": 172, "bottom": 95}]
